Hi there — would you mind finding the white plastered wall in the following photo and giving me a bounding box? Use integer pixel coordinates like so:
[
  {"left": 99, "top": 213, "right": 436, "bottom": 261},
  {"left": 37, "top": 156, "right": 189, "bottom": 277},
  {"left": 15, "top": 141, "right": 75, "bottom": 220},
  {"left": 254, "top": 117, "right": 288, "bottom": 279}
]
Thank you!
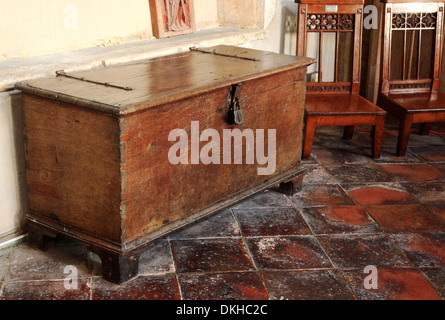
[
  {"left": 0, "top": 91, "right": 27, "bottom": 241},
  {"left": 0, "top": 0, "right": 218, "bottom": 60},
  {"left": 0, "top": 0, "right": 286, "bottom": 244}
]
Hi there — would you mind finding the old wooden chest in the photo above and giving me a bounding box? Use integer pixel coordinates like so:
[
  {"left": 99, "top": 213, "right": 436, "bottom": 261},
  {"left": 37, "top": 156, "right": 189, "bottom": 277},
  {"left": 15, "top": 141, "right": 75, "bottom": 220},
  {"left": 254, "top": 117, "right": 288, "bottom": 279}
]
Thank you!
[{"left": 15, "top": 45, "right": 314, "bottom": 283}]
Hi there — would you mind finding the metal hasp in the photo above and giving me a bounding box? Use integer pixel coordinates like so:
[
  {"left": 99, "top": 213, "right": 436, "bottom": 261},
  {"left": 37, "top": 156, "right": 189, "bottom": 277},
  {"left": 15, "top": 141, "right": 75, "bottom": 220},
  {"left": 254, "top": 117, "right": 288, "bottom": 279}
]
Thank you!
[{"left": 227, "top": 83, "right": 244, "bottom": 125}]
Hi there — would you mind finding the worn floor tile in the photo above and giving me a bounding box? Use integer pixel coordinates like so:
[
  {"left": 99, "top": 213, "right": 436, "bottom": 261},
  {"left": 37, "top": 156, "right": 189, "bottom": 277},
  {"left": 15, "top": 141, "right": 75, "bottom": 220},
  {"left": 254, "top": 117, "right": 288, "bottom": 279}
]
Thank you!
[
  {"left": 411, "top": 145, "right": 445, "bottom": 162},
  {"left": 233, "top": 208, "right": 311, "bottom": 237},
  {"left": 428, "top": 205, "right": 445, "bottom": 220},
  {"left": 401, "top": 183, "right": 445, "bottom": 204},
  {"left": 170, "top": 238, "right": 255, "bottom": 273},
  {"left": 389, "top": 232, "right": 445, "bottom": 267},
  {"left": 360, "top": 147, "right": 423, "bottom": 163},
  {"left": 366, "top": 205, "right": 445, "bottom": 233},
  {"left": 179, "top": 271, "right": 268, "bottom": 300},
  {"left": 343, "top": 183, "right": 418, "bottom": 206},
  {"left": 7, "top": 243, "right": 93, "bottom": 281},
  {"left": 0, "top": 247, "right": 12, "bottom": 282},
  {"left": 421, "top": 267, "right": 445, "bottom": 299},
  {"left": 433, "top": 163, "right": 445, "bottom": 174},
  {"left": 138, "top": 240, "right": 175, "bottom": 275},
  {"left": 343, "top": 268, "right": 442, "bottom": 300},
  {"left": 300, "top": 156, "right": 317, "bottom": 164},
  {"left": 246, "top": 236, "right": 332, "bottom": 270},
  {"left": 301, "top": 164, "right": 337, "bottom": 185},
  {"left": 350, "top": 130, "right": 399, "bottom": 148},
  {"left": 290, "top": 185, "right": 354, "bottom": 207},
  {"left": 378, "top": 164, "right": 445, "bottom": 183},
  {"left": 311, "top": 148, "right": 374, "bottom": 166},
  {"left": 3, "top": 279, "right": 92, "bottom": 300},
  {"left": 168, "top": 210, "right": 241, "bottom": 239},
  {"left": 301, "top": 206, "right": 382, "bottom": 235},
  {"left": 325, "top": 164, "right": 393, "bottom": 184},
  {"left": 317, "top": 234, "right": 411, "bottom": 269},
  {"left": 403, "top": 132, "right": 445, "bottom": 147},
  {"left": 312, "top": 126, "right": 361, "bottom": 151},
  {"left": 229, "top": 190, "right": 292, "bottom": 209},
  {"left": 262, "top": 270, "right": 355, "bottom": 300},
  {"left": 92, "top": 274, "right": 181, "bottom": 300}
]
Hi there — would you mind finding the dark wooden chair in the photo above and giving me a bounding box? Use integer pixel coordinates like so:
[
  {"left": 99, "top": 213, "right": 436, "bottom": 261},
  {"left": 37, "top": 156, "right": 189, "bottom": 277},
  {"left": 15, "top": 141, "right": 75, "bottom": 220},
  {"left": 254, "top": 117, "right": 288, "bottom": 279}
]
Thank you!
[
  {"left": 296, "top": 0, "right": 387, "bottom": 160},
  {"left": 377, "top": 0, "right": 445, "bottom": 156}
]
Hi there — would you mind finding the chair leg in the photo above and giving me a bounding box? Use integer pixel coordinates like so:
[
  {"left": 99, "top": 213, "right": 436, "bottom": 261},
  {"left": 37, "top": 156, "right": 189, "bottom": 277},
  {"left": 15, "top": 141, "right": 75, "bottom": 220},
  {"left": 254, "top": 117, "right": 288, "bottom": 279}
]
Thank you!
[
  {"left": 397, "top": 114, "right": 414, "bottom": 157},
  {"left": 419, "top": 123, "right": 432, "bottom": 135},
  {"left": 343, "top": 126, "right": 355, "bottom": 140},
  {"left": 302, "top": 116, "right": 316, "bottom": 160},
  {"left": 371, "top": 115, "right": 385, "bottom": 159}
]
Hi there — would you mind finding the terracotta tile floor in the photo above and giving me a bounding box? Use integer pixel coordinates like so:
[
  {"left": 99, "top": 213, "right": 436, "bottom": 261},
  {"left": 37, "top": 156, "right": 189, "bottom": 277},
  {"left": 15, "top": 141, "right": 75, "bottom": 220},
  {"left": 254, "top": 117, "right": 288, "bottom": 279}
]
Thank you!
[{"left": 1, "top": 124, "right": 445, "bottom": 300}]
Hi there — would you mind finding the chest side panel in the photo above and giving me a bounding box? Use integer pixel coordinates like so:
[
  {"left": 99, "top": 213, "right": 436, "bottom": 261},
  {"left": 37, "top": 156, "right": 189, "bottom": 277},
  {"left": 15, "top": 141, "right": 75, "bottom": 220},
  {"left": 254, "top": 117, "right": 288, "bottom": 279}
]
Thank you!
[
  {"left": 22, "top": 94, "right": 122, "bottom": 242},
  {"left": 120, "top": 68, "right": 305, "bottom": 243}
]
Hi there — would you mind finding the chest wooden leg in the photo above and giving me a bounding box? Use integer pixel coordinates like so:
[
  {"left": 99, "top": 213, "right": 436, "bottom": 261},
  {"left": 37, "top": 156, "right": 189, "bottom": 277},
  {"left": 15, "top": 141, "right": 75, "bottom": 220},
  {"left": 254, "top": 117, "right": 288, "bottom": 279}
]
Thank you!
[
  {"left": 88, "top": 247, "right": 142, "bottom": 284},
  {"left": 278, "top": 167, "right": 306, "bottom": 196},
  {"left": 27, "top": 221, "right": 58, "bottom": 251}
]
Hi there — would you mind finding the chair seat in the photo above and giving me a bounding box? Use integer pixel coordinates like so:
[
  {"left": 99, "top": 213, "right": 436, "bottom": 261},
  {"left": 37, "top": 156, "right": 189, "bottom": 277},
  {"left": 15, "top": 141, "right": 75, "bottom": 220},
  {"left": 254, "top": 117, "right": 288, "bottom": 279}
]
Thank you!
[
  {"left": 382, "top": 91, "right": 445, "bottom": 114},
  {"left": 305, "top": 94, "right": 386, "bottom": 116},
  {"left": 302, "top": 93, "right": 386, "bottom": 160}
]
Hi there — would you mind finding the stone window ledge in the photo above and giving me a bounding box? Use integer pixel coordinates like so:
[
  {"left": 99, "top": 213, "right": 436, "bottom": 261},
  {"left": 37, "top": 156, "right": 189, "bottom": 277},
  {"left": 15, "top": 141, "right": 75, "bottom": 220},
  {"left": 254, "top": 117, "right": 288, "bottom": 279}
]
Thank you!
[{"left": 0, "top": 27, "right": 266, "bottom": 92}]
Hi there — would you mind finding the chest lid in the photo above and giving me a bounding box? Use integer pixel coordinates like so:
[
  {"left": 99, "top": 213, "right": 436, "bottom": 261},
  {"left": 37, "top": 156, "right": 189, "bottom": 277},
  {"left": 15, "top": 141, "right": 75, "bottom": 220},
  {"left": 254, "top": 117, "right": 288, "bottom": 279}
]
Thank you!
[{"left": 15, "top": 45, "right": 314, "bottom": 115}]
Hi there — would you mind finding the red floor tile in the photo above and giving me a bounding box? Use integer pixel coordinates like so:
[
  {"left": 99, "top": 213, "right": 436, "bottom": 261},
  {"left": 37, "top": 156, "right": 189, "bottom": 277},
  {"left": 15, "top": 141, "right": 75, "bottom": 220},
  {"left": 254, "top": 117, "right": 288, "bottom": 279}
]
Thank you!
[
  {"left": 3, "top": 279, "right": 92, "bottom": 300},
  {"left": 261, "top": 270, "right": 355, "bottom": 300},
  {"left": 246, "top": 236, "right": 332, "bottom": 270},
  {"left": 421, "top": 268, "right": 445, "bottom": 299},
  {"left": 317, "top": 234, "right": 411, "bottom": 269},
  {"left": 344, "top": 183, "right": 418, "bottom": 206},
  {"left": 434, "top": 163, "right": 445, "bottom": 175},
  {"left": 343, "top": 268, "right": 442, "bottom": 300},
  {"left": 291, "top": 185, "right": 354, "bottom": 207},
  {"left": 233, "top": 208, "right": 311, "bottom": 237},
  {"left": 92, "top": 274, "right": 181, "bottom": 300},
  {"left": 378, "top": 164, "right": 445, "bottom": 183},
  {"left": 301, "top": 206, "right": 382, "bottom": 235},
  {"left": 428, "top": 205, "right": 445, "bottom": 220},
  {"left": 401, "top": 182, "right": 445, "bottom": 204},
  {"left": 366, "top": 205, "right": 445, "bottom": 233},
  {"left": 170, "top": 238, "right": 255, "bottom": 273},
  {"left": 178, "top": 272, "right": 269, "bottom": 300},
  {"left": 390, "top": 233, "right": 445, "bottom": 267}
]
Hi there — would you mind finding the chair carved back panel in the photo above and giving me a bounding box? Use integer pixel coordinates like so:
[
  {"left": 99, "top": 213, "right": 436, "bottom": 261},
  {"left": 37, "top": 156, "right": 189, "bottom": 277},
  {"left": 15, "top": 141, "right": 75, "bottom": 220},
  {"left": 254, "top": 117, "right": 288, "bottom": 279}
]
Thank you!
[
  {"left": 380, "top": 1, "right": 444, "bottom": 94},
  {"left": 296, "top": 0, "right": 364, "bottom": 94}
]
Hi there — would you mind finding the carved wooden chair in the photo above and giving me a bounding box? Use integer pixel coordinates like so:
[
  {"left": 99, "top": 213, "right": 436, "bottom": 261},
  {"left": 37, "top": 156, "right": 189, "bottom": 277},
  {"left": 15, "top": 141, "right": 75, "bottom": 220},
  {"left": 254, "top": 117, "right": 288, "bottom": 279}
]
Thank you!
[
  {"left": 296, "top": 0, "right": 387, "bottom": 160},
  {"left": 377, "top": 0, "right": 445, "bottom": 156}
]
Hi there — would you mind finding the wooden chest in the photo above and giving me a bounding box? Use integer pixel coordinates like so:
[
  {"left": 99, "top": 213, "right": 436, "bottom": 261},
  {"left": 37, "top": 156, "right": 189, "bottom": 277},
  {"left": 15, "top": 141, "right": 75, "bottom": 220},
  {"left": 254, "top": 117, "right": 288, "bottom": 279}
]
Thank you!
[{"left": 15, "top": 46, "right": 313, "bottom": 283}]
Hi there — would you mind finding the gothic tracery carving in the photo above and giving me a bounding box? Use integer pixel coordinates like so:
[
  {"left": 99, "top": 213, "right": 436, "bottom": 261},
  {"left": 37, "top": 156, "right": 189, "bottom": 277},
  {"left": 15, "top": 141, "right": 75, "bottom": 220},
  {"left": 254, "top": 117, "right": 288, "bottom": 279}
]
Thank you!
[
  {"left": 307, "top": 14, "right": 355, "bottom": 31},
  {"left": 392, "top": 12, "right": 437, "bottom": 29}
]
